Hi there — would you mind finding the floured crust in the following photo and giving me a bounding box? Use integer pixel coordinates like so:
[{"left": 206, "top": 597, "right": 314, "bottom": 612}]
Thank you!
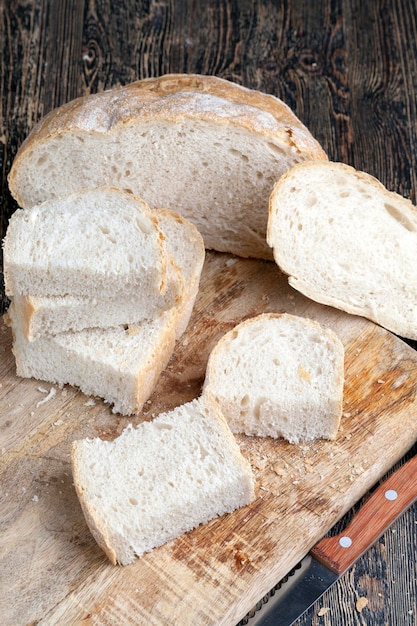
[{"left": 8, "top": 74, "right": 327, "bottom": 206}]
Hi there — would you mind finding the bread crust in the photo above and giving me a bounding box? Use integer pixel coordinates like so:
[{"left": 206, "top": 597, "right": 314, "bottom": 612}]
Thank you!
[
  {"left": 203, "top": 312, "right": 345, "bottom": 442},
  {"left": 8, "top": 74, "right": 327, "bottom": 207},
  {"left": 71, "top": 395, "right": 255, "bottom": 565},
  {"left": 267, "top": 161, "right": 417, "bottom": 339}
]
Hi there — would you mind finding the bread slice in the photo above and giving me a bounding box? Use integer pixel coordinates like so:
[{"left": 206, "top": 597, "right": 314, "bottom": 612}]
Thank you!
[
  {"left": 3, "top": 187, "right": 168, "bottom": 299},
  {"left": 6, "top": 302, "right": 178, "bottom": 415},
  {"left": 11, "top": 209, "right": 204, "bottom": 340},
  {"left": 8, "top": 74, "right": 327, "bottom": 259},
  {"left": 267, "top": 161, "right": 417, "bottom": 340},
  {"left": 71, "top": 395, "right": 255, "bottom": 565},
  {"left": 5, "top": 208, "right": 204, "bottom": 414},
  {"left": 203, "top": 313, "right": 344, "bottom": 443},
  {"left": 154, "top": 209, "right": 205, "bottom": 338}
]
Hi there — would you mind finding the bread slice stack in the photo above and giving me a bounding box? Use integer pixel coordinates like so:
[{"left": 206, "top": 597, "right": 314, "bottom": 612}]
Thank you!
[{"left": 3, "top": 187, "right": 205, "bottom": 414}]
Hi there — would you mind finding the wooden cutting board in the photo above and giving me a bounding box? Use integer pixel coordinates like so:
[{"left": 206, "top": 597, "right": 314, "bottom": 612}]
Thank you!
[{"left": 1, "top": 252, "right": 417, "bottom": 626}]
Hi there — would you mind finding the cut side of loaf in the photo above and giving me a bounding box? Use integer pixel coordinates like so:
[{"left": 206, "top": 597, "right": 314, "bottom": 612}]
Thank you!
[
  {"left": 203, "top": 313, "right": 344, "bottom": 443},
  {"left": 8, "top": 74, "right": 327, "bottom": 259},
  {"left": 71, "top": 395, "right": 255, "bottom": 565},
  {"left": 3, "top": 187, "right": 167, "bottom": 299},
  {"left": 6, "top": 303, "right": 178, "bottom": 415},
  {"left": 267, "top": 161, "right": 417, "bottom": 340},
  {"left": 12, "top": 209, "right": 204, "bottom": 340}
]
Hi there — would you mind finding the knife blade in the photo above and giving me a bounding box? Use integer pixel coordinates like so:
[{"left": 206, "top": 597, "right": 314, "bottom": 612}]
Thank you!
[{"left": 242, "top": 452, "right": 417, "bottom": 626}]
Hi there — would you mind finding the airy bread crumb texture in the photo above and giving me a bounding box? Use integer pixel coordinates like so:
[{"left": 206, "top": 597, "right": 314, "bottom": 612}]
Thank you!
[
  {"left": 8, "top": 74, "right": 328, "bottom": 259},
  {"left": 11, "top": 208, "right": 204, "bottom": 340},
  {"left": 6, "top": 303, "right": 178, "bottom": 415},
  {"left": 3, "top": 187, "right": 166, "bottom": 299},
  {"left": 267, "top": 161, "right": 417, "bottom": 340},
  {"left": 71, "top": 395, "right": 255, "bottom": 565},
  {"left": 203, "top": 313, "right": 344, "bottom": 443}
]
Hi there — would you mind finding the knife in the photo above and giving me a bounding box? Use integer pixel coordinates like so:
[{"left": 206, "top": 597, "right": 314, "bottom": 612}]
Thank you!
[{"left": 241, "top": 452, "right": 417, "bottom": 626}]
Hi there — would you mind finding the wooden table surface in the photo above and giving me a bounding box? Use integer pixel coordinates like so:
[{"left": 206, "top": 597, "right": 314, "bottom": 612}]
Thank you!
[{"left": 1, "top": 1, "right": 417, "bottom": 625}]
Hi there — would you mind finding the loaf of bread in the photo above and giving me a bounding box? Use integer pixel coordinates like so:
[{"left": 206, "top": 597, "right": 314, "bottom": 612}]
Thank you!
[
  {"left": 8, "top": 74, "right": 327, "bottom": 259},
  {"left": 3, "top": 187, "right": 169, "bottom": 299},
  {"left": 11, "top": 208, "right": 204, "bottom": 340},
  {"left": 203, "top": 313, "right": 344, "bottom": 443},
  {"left": 71, "top": 395, "right": 255, "bottom": 565},
  {"left": 267, "top": 161, "right": 417, "bottom": 340}
]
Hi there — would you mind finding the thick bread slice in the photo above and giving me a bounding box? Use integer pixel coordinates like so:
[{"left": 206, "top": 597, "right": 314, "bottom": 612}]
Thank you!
[
  {"left": 71, "top": 395, "right": 255, "bottom": 565},
  {"left": 11, "top": 267, "right": 181, "bottom": 340},
  {"left": 3, "top": 187, "right": 167, "bottom": 299},
  {"left": 203, "top": 313, "right": 344, "bottom": 443},
  {"left": 267, "top": 161, "right": 417, "bottom": 340},
  {"left": 8, "top": 74, "right": 327, "bottom": 259},
  {"left": 154, "top": 209, "right": 205, "bottom": 338},
  {"left": 12, "top": 209, "right": 204, "bottom": 340},
  {"left": 6, "top": 304, "right": 177, "bottom": 416}
]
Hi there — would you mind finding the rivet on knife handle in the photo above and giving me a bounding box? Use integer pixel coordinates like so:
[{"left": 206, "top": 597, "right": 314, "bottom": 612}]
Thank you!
[{"left": 311, "top": 454, "right": 417, "bottom": 575}]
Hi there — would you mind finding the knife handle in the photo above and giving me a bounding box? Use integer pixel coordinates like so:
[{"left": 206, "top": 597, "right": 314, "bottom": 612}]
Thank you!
[{"left": 311, "top": 453, "right": 417, "bottom": 575}]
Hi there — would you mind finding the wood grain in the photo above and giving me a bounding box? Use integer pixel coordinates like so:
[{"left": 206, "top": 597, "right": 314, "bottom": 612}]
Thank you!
[
  {"left": 311, "top": 454, "right": 417, "bottom": 575},
  {"left": 1, "top": 2, "right": 417, "bottom": 625},
  {"left": 2, "top": 253, "right": 417, "bottom": 625}
]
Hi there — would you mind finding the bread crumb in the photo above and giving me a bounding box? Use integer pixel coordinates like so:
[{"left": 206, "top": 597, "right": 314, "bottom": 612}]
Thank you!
[
  {"left": 36, "top": 387, "right": 56, "bottom": 407},
  {"left": 84, "top": 398, "right": 96, "bottom": 407},
  {"left": 53, "top": 419, "right": 64, "bottom": 427},
  {"left": 272, "top": 464, "right": 287, "bottom": 476},
  {"left": 356, "top": 597, "right": 368, "bottom": 612},
  {"left": 32, "top": 495, "right": 39, "bottom": 503},
  {"left": 318, "top": 607, "right": 330, "bottom": 616},
  {"left": 377, "top": 379, "right": 386, "bottom": 384},
  {"left": 254, "top": 456, "right": 268, "bottom": 471}
]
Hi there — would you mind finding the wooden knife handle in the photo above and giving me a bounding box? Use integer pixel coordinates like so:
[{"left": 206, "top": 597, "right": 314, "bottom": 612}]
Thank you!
[{"left": 311, "top": 453, "right": 417, "bottom": 575}]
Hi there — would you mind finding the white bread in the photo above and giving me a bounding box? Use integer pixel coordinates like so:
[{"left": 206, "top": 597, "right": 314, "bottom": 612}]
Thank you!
[
  {"left": 5, "top": 207, "right": 204, "bottom": 414},
  {"left": 6, "top": 302, "right": 178, "bottom": 415},
  {"left": 71, "top": 395, "right": 255, "bottom": 565},
  {"left": 203, "top": 313, "right": 344, "bottom": 443},
  {"left": 3, "top": 187, "right": 168, "bottom": 299},
  {"left": 154, "top": 209, "right": 205, "bottom": 338},
  {"left": 8, "top": 74, "right": 327, "bottom": 259},
  {"left": 267, "top": 161, "right": 417, "bottom": 340},
  {"left": 11, "top": 209, "right": 204, "bottom": 340}
]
